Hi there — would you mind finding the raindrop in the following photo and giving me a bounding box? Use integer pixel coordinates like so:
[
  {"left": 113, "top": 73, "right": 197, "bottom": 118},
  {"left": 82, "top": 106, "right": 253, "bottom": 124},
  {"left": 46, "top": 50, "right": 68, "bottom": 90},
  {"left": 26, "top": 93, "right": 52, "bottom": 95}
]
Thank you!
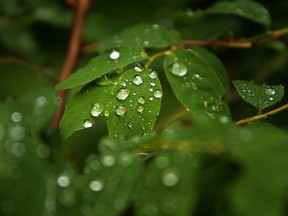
[
  {"left": 155, "top": 156, "right": 170, "bottom": 169},
  {"left": 143, "top": 40, "right": 150, "bottom": 46},
  {"left": 127, "top": 122, "right": 133, "bottom": 129},
  {"left": 89, "top": 180, "right": 104, "bottom": 192},
  {"left": 116, "top": 89, "right": 130, "bottom": 100},
  {"left": 101, "top": 155, "right": 115, "bottom": 167},
  {"left": 162, "top": 172, "right": 178, "bottom": 187},
  {"left": 36, "top": 144, "right": 50, "bottom": 158},
  {"left": 219, "top": 115, "right": 230, "bottom": 124},
  {"left": 104, "top": 110, "right": 110, "bottom": 117},
  {"left": 194, "top": 73, "right": 202, "bottom": 80},
  {"left": 133, "top": 75, "right": 143, "bottom": 86},
  {"left": 90, "top": 103, "right": 104, "bottom": 117},
  {"left": 265, "top": 88, "right": 276, "bottom": 96},
  {"left": 134, "top": 63, "right": 144, "bottom": 72},
  {"left": 149, "top": 88, "right": 153, "bottom": 92},
  {"left": 83, "top": 119, "right": 93, "bottom": 128},
  {"left": 35, "top": 95, "right": 48, "bottom": 106},
  {"left": 150, "top": 81, "right": 156, "bottom": 87},
  {"left": 57, "top": 175, "right": 70, "bottom": 187},
  {"left": 120, "top": 82, "right": 127, "bottom": 87},
  {"left": 11, "top": 142, "right": 26, "bottom": 157},
  {"left": 137, "top": 96, "right": 146, "bottom": 104},
  {"left": 149, "top": 97, "right": 154, "bottom": 101},
  {"left": 268, "top": 97, "right": 274, "bottom": 101},
  {"left": 169, "top": 62, "right": 187, "bottom": 77},
  {"left": 9, "top": 125, "right": 25, "bottom": 141},
  {"left": 154, "top": 90, "right": 163, "bottom": 98},
  {"left": 116, "top": 105, "right": 127, "bottom": 116},
  {"left": 109, "top": 49, "right": 120, "bottom": 60},
  {"left": 118, "top": 152, "right": 134, "bottom": 167},
  {"left": 10, "top": 112, "right": 22, "bottom": 123},
  {"left": 149, "top": 71, "right": 158, "bottom": 79},
  {"left": 137, "top": 106, "right": 144, "bottom": 113}
]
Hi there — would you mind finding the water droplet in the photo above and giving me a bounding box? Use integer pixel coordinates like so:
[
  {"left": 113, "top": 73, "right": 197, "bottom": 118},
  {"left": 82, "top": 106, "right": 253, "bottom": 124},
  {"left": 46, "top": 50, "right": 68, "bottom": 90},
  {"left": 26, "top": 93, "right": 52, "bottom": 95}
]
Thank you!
[
  {"left": 143, "top": 40, "right": 150, "bottom": 46},
  {"left": 116, "top": 105, "right": 127, "bottom": 116},
  {"left": 11, "top": 142, "right": 26, "bottom": 157},
  {"left": 133, "top": 75, "right": 143, "bottom": 86},
  {"left": 149, "top": 97, "right": 154, "bottom": 101},
  {"left": 265, "top": 88, "right": 276, "bottom": 96},
  {"left": 89, "top": 180, "right": 104, "bottom": 192},
  {"left": 104, "top": 110, "right": 110, "bottom": 117},
  {"left": 134, "top": 63, "right": 144, "bottom": 72},
  {"left": 57, "top": 175, "right": 70, "bottom": 187},
  {"left": 90, "top": 103, "right": 104, "bottom": 117},
  {"left": 137, "top": 106, "right": 144, "bottom": 113},
  {"left": 10, "top": 112, "right": 22, "bottom": 123},
  {"left": 83, "top": 119, "right": 93, "bottom": 128},
  {"left": 219, "top": 115, "right": 230, "bottom": 124},
  {"left": 116, "top": 89, "right": 130, "bottom": 100},
  {"left": 120, "top": 82, "right": 127, "bottom": 87},
  {"left": 35, "top": 96, "right": 48, "bottom": 106},
  {"left": 109, "top": 49, "right": 120, "bottom": 60},
  {"left": 127, "top": 122, "right": 133, "bottom": 129},
  {"left": 137, "top": 96, "right": 146, "bottom": 104},
  {"left": 36, "top": 144, "right": 50, "bottom": 158},
  {"left": 101, "top": 155, "right": 115, "bottom": 167},
  {"left": 118, "top": 152, "right": 134, "bottom": 167},
  {"left": 268, "top": 97, "right": 274, "bottom": 101},
  {"left": 154, "top": 90, "right": 163, "bottom": 98},
  {"left": 155, "top": 156, "right": 170, "bottom": 169},
  {"left": 9, "top": 125, "right": 25, "bottom": 141},
  {"left": 169, "top": 62, "right": 187, "bottom": 77},
  {"left": 162, "top": 171, "right": 178, "bottom": 187},
  {"left": 149, "top": 71, "right": 158, "bottom": 79},
  {"left": 150, "top": 81, "right": 156, "bottom": 87},
  {"left": 194, "top": 73, "right": 201, "bottom": 80}
]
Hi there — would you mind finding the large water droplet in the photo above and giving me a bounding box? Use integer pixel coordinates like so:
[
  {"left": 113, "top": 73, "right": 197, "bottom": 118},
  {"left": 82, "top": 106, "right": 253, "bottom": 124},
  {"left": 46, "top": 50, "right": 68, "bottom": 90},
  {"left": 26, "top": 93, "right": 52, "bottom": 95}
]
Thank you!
[
  {"left": 116, "top": 105, "right": 127, "bottom": 116},
  {"left": 134, "top": 63, "right": 144, "bottom": 72},
  {"left": 149, "top": 71, "right": 158, "bottom": 79},
  {"left": 10, "top": 112, "right": 22, "bottom": 123},
  {"left": 137, "top": 96, "right": 146, "bottom": 104},
  {"left": 265, "top": 88, "right": 276, "bottom": 96},
  {"left": 101, "top": 155, "right": 115, "bottom": 167},
  {"left": 90, "top": 103, "right": 104, "bottom": 117},
  {"left": 83, "top": 119, "right": 93, "bottom": 128},
  {"left": 169, "top": 62, "right": 187, "bottom": 77},
  {"left": 116, "top": 89, "right": 130, "bottom": 100},
  {"left": 154, "top": 90, "right": 163, "bottom": 98},
  {"left": 109, "top": 49, "right": 120, "bottom": 60},
  {"left": 137, "top": 106, "right": 144, "bottom": 113},
  {"left": 89, "top": 180, "right": 104, "bottom": 192},
  {"left": 162, "top": 172, "right": 178, "bottom": 187},
  {"left": 57, "top": 175, "right": 70, "bottom": 187},
  {"left": 133, "top": 75, "right": 143, "bottom": 86}
]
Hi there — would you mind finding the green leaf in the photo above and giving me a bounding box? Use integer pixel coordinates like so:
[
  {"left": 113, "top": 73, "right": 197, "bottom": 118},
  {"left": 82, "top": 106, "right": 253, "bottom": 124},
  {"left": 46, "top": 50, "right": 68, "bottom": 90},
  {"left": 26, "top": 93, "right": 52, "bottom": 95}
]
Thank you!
[
  {"left": 164, "top": 49, "right": 229, "bottom": 118},
  {"left": 55, "top": 47, "right": 148, "bottom": 90},
  {"left": 60, "top": 84, "right": 113, "bottom": 139},
  {"left": 233, "top": 80, "right": 284, "bottom": 112},
  {"left": 106, "top": 67, "right": 162, "bottom": 138},
  {"left": 229, "top": 124, "right": 288, "bottom": 216},
  {"left": 206, "top": 0, "right": 271, "bottom": 27},
  {"left": 99, "top": 24, "right": 181, "bottom": 51}
]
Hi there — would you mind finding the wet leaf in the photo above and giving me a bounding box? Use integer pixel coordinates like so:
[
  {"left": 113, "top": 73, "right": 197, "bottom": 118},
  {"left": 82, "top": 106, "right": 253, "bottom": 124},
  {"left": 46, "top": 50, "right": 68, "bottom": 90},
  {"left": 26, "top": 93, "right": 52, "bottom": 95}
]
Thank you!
[
  {"left": 164, "top": 49, "right": 230, "bottom": 118},
  {"left": 206, "top": 0, "right": 271, "bottom": 27},
  {"left": 233, "top": 80, "right": 284, "bottom": 112},
  {"left": 99, "top": 24, "right": 181, "bottom": 51},
  {"left": 55, "top": 47, "right": 148, "bottom": 90},
  {"left": 106, "top": 67, "right": 162, "bottom": 138}
]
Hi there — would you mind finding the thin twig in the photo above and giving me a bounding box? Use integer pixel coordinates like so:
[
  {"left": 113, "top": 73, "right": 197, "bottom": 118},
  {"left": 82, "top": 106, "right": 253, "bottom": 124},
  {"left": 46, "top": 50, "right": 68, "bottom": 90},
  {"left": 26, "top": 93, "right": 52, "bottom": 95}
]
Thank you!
[
  {"left": 182, "top": 39, "right": 252, "bottom": 48},
  {"left": 51, "top": 0, "right": 90, "bottom": 129}
]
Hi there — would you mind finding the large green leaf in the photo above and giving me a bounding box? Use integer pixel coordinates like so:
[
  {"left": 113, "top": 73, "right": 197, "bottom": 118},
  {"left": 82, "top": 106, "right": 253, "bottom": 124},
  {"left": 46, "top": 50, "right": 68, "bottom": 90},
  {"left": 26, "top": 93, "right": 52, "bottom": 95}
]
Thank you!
[
  {"left": 55, "top": 47, "right": 148, "bottom": 90},
  {"left": 106, "top": 67, "right": 162, "bottom": 138},
  {"left": 99, "top": 24, "right": 181, "bottom": 51},
  {"left": 233, "top": 80, "right": 284, "bottom": 113},
  {"left": 164, "top": 49, "right": 229, "bottom": 118},
  {"left": 206, "top": 0, "right": 271, "bottom": 27}
]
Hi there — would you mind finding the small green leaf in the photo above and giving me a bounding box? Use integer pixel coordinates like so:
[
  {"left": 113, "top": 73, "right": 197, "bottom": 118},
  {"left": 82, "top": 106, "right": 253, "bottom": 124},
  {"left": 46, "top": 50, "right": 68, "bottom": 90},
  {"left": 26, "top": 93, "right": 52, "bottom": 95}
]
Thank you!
[
  {"left": 60, "top": 84, "right": 113, "bottom": 139},
  {"left": 233, "top": 80, "right": 284, "bottom": 112},
  {"left": 206, "top": 0, "right": 271, "bottom": 27},
  {"left": 55, "top": 47, "right": 148, "bottom": 90},
  {"left": 164, "top": 49, "right": 229, "bottom": 118},
  {"left": 106, "top": 67, "right": 162, "bottom": 137},
  {"left": 99, "top": 24, "right": 181, "bottom": 51}
]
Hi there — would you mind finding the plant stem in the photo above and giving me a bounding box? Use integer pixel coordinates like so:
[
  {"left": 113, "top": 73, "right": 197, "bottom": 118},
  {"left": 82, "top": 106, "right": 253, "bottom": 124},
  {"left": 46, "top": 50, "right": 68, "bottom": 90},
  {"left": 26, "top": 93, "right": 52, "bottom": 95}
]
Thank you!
[
  {"left": 182, "top": 39, "right": 252, "bottom": 48},
  {"left": 235, "top": 103, "right": 288, "bottom": 125},
  {"left": 145, "top": 50, "right": 172, "bottom": 68},
  {"left": 51, "top": 0, "right": 90, "bottom": 129}
]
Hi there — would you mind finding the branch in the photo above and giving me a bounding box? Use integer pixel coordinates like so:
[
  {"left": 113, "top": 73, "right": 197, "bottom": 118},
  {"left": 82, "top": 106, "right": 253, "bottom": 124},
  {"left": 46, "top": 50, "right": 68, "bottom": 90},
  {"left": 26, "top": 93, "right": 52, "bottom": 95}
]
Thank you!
[{"left": 51, "top": 0, "right": 90, "bottom": 129}]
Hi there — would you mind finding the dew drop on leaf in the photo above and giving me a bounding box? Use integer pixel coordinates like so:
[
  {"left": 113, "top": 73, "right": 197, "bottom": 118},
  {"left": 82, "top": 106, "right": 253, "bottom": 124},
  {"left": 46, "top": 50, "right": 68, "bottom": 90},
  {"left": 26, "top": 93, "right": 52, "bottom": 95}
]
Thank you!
[
  {"left": 155, "top": 156, "right": 170, "bottom": 169},
  {"left": 90, "top": 103, "right": 104, "bottom": 117},
  {"left": 150, "top": 81, "right": 156, "bottom": 87},
  {"left": 116, "top": 105, "right": 127, "bottom": 116},
  {"left": 268, "top": 97, "right": 274, "bottom": 101},
  {"left": 109, "top": 49, "right": 120, "bottom": 60},
  {"left": 137, "top": 106, "right": 144, "bottom": 113},
  {"left": 127, "top": 122, "right": 133, "bottom": 129},
  {"left": 104, "top": 110, "right": 110, "bottom": 117},
  {"left": 137, "top": 96, "right": 146, "bottom": 104},
  {"left": 57, "top": 175, "right": 70, "bottom": 187},
  {"left": 132, "top": 75, "right": 144, "bottom": 86},
  {"left": 89, "top": 180, "right": 104, "bottom": 192},
  {"left": 101, "top": 155, "right": 116, "bottom": 167},
  {"left": 193, "top": 73, "right": 202, "bottom": 80},
  {"left": 149, "top": 71, "right": 158, "bottom": 79},
  {"left": 265, "top": 88, "right": 276, "bottom": 96},
  {"left": 10, "top": 112, "right": 22, "bottom": 123},
  {"left": 154, "top": 90, "right": 163, "bottom": 98},
  {"left": 83, "top": 119, "right": 93, "bottom": 128},
  {"left": 116, "top": 89, "right": 130, "bottom": 100},
  {"left": 134, "top": 63, "right": 144, "bottom": 72},
  {"left": 169, "top": 62, "right": 187, "bottom": 77},
  {"left": 162, "top": 172, "right": 178, "bottom": 187}
]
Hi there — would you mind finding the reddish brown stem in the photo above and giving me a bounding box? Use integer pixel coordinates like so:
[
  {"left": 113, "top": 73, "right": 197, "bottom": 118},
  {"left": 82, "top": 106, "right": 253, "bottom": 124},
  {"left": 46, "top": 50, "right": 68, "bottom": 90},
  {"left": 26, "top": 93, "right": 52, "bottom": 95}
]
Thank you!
[{"left": 51, "top": 0, "right": 90, "bottom": 129}]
